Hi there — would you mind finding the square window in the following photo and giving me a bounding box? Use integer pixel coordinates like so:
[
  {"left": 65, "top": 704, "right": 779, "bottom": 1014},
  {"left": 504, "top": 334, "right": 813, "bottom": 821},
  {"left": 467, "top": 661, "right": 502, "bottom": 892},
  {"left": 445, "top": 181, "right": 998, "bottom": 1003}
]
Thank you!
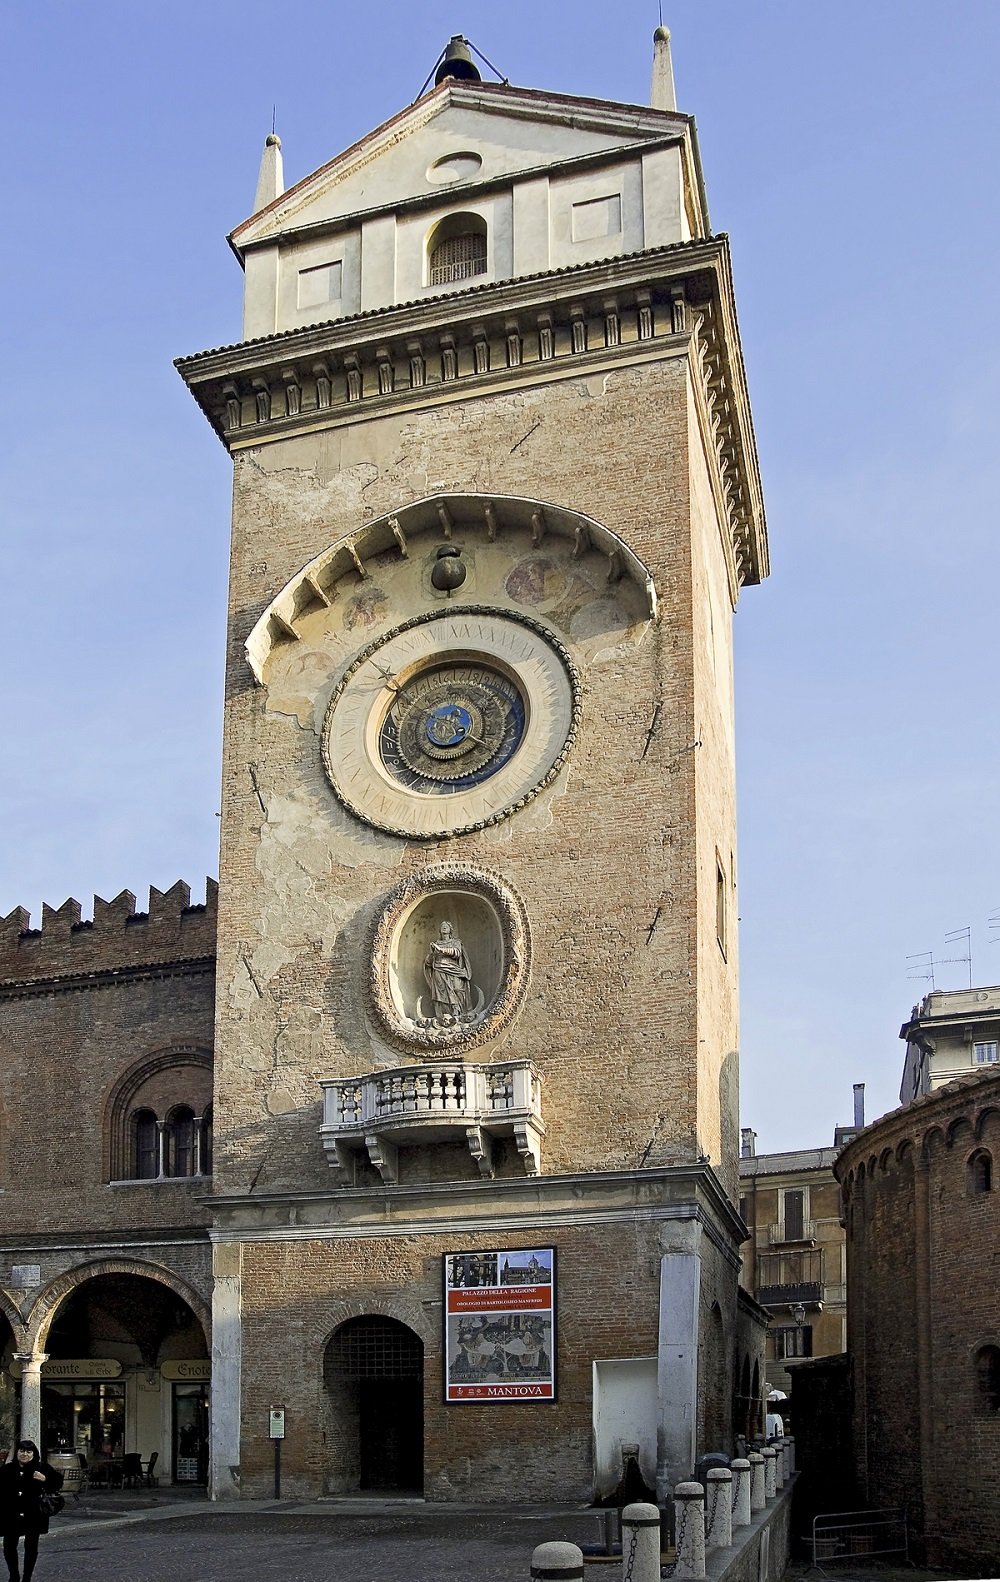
[
  {"left": 975, "top": 1042, "right": 999, "bottom": 1064},
  {"left": 298, "top": 260, "right": 343, "bottom": 311}
]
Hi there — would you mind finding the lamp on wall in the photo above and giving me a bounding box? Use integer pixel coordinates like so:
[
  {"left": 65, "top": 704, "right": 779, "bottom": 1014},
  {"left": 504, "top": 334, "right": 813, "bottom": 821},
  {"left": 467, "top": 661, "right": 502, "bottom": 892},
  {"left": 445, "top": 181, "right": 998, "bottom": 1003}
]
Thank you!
[{"left": 791, "top": 1302, "right": 807, "bottom": 1327}]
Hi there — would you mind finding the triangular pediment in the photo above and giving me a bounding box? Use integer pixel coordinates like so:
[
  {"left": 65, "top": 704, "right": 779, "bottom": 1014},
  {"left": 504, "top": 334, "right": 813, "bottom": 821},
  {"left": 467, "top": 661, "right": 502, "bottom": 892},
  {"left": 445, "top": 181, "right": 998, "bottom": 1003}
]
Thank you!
[{"left": 231, "top": 81, "right": 691, "bottom": 252}]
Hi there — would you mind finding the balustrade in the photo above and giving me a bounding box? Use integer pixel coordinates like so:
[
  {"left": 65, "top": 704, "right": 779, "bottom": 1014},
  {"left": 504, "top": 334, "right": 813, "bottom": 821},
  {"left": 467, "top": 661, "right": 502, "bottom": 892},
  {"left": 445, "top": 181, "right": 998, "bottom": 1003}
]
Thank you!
[{"left": 320, "top": 1057, "right": 543, "bottom": 1184}]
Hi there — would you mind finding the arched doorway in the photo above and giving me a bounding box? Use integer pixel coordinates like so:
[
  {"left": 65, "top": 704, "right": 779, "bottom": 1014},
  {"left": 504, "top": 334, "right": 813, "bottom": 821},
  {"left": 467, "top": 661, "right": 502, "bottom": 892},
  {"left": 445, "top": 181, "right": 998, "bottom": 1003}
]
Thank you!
[
  {"left": 324, "top": 1316, "right": 423, "bottom": 1493},
  {"left": 38, "top": 1272, "right": 209, "bottom": 1484}
]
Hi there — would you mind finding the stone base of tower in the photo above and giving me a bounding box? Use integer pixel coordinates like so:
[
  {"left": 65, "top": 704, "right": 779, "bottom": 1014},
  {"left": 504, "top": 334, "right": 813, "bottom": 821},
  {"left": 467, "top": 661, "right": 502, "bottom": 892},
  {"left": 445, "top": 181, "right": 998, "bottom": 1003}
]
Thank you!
[{"left": 208, "top": 1163, "right": 763, "bottom": 1502}]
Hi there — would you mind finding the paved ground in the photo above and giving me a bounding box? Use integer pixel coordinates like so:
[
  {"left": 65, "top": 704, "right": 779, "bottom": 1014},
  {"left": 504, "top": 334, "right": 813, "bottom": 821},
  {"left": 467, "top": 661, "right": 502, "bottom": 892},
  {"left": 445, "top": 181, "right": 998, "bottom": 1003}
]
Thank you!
[
  {"left": 785, "top": 1561, "right": 993, "bottom": 1582},
  {"left": 23, "top": 1497, "right": 996, "bottom": 1582},
  {"left": 30, "top": 1498, "right": 605, "bottom": 1582}
]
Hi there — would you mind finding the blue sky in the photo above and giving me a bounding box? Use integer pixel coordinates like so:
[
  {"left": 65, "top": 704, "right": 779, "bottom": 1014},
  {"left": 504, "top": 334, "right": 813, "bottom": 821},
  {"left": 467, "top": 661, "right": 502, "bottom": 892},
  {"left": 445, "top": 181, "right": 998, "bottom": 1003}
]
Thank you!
[{"left": 4, "top": 2, "right": 999, "bottom": 1151}]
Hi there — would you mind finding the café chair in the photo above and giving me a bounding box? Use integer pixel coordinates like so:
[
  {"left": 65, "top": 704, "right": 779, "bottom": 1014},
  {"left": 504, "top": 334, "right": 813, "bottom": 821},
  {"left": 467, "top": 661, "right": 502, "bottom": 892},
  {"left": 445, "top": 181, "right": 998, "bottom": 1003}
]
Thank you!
[{"left": 122, "top": 1453, "right": 143, "bottom": 1488}]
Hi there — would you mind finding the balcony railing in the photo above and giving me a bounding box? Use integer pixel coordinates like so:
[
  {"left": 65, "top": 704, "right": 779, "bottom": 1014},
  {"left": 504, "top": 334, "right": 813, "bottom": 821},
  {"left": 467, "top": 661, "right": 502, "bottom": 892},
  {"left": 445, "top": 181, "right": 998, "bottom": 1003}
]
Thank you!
[
  {"left": 320, "top": 1058, "right": 543, "bottom": 1185},
  {"left": 767, "top": 1218, "right": 818, "bottom": 1244},
  {"left": 756, "top": 1281, "right": 823, "bottom": 1309}
]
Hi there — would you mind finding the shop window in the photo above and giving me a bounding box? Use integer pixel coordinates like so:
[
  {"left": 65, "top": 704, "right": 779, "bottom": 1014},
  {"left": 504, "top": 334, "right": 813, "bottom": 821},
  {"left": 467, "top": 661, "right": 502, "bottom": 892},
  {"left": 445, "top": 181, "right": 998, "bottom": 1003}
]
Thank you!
[
  {"left": 975, "top": 1345, "right": 1000, "bottom": 1412},
  {"left": 428, "top": 213, "right": 487, "bottom": 287},
  {"left": 970, "top": 1150, "right": 993, "bottom": 1194}
]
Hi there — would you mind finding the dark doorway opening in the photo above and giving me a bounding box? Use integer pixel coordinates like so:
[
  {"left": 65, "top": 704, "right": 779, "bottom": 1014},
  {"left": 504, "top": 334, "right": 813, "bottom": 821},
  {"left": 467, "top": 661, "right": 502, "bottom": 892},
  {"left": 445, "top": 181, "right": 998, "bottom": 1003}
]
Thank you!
[
  {"left": 360, "top": 1377, "right": 423, "bottom": 1489},
  {"left": 325, "top": 1316, "right": 424, "bottom": 1493}
]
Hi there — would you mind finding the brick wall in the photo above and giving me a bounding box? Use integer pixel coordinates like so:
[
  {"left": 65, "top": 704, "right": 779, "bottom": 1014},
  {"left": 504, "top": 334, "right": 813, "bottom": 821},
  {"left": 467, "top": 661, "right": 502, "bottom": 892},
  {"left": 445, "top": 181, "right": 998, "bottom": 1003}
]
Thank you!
[
  {"left": 837, "top": 1071, "right": 1000, "bottom": 1570},
  {"left": 0, "top": 882, "right": 216, "bottom": 1237},
  {"left": 213, "top": 356, "right": 741, "bottom": 1200}
]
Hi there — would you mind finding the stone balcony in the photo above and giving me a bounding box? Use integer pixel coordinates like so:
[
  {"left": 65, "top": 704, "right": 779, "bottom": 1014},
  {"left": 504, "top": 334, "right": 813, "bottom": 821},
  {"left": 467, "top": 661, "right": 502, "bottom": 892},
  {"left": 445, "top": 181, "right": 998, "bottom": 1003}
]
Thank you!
[{"left": 320, "top": 1059, "right": 544, "bottom": 1185}]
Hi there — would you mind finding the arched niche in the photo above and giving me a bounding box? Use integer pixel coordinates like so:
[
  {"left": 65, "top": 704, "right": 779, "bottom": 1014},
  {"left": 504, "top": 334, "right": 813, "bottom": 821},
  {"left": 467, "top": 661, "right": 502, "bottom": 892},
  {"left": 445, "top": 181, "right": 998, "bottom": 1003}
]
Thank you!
[
  {"left": 391, "top": 889, "right": 503, "bottom": 1029},
  {"left": 369, "top": 863, "right": 530, "bottom": 1053},
  {"left": 244, "top": 492, "right": 657, "bottom": 682}
]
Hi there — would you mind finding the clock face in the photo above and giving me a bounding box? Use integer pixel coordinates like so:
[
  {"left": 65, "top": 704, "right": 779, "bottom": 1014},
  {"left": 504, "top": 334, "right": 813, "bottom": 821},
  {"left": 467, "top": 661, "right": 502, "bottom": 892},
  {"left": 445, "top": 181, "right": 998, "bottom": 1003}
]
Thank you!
[{"left": 322, "top": 608, "right": 579, "bottom": 839}]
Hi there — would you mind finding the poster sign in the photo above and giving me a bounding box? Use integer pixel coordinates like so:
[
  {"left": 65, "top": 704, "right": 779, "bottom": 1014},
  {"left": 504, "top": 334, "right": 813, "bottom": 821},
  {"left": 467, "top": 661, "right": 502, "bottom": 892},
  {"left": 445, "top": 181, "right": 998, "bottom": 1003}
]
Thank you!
[{"left": 443, "top": 1247, "right": 555, "bottom": 1402}]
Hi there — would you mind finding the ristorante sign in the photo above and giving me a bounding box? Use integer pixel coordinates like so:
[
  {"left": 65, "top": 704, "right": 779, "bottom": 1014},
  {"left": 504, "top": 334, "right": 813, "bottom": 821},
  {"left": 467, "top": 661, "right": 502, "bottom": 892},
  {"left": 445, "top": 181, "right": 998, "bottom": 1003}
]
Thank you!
[
  {"left": 443, "top": 1247, "right": 555, "bottom": 1403},
  {"left": 9, "top": 1359, "right": 122, "bottom": 1380}
]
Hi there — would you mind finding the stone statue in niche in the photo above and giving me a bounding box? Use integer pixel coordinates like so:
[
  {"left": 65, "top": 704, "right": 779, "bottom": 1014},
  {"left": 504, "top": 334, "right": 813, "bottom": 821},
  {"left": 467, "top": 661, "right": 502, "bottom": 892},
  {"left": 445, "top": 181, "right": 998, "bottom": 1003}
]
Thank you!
[{"left": 420, "top": 920, "right": 484, "bottom": 1027}]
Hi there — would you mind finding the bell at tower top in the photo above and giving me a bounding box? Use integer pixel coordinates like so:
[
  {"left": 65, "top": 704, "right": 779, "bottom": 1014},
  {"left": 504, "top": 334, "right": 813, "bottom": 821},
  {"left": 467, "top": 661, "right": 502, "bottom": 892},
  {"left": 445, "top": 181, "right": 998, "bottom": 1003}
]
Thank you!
[{"left": 433, "top": 36, "right": 482, "bottom": 87}]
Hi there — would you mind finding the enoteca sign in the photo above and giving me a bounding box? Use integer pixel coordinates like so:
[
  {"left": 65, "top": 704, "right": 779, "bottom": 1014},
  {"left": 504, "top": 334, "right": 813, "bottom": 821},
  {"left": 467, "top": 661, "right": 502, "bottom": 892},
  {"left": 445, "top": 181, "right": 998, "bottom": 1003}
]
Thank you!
[
  {"left": 160, "top": 1360, "right": 211, "bottom": 1381},
  {"left": 443, "top": 1247, "right": 555, "bottom": 1403}
]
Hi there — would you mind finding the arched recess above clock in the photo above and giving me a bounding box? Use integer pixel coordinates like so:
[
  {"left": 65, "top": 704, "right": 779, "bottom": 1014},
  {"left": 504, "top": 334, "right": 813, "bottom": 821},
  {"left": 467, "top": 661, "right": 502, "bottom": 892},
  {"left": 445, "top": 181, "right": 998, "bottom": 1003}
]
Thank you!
[{"left": 244, "top": 492, "right": 657, "bottom": 683}]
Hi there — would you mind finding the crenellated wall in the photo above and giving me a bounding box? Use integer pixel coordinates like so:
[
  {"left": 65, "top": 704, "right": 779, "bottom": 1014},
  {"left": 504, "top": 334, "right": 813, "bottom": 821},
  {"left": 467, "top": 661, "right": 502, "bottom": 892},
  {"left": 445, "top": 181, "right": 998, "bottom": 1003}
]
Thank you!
[
  {"left": 0, "top": 879, "right": 218, "bottom": 984},
  {"left": 0, "top": 880, "right": 217, "bottom": 1238}
]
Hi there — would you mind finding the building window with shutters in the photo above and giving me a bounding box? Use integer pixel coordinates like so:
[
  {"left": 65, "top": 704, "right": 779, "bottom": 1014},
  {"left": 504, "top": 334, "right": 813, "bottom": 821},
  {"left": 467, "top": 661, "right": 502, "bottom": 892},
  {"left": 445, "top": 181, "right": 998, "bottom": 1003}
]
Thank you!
[
  {"left": 427, "top": 213, "right": 488, "bottom": 287},
  {"left": 773, "top": 1324, "right": 813, "bottom": 1360},
  {"left": 781, "top": 1188, "right": 805, "bottom": 1241}
]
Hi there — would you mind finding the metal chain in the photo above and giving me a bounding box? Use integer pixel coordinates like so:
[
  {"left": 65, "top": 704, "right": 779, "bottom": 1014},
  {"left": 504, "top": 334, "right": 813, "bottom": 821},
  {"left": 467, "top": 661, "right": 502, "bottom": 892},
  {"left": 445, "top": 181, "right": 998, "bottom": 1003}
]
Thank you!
[
  {"left": 706, "top": 1480, "right": 721, "bottom": 1539},
  {"left": 623, "top": 1522, "right": 639, "bottom": 1582},
  {"left": 660, "top": 1500, "right": 691, "bottom": 1579}
]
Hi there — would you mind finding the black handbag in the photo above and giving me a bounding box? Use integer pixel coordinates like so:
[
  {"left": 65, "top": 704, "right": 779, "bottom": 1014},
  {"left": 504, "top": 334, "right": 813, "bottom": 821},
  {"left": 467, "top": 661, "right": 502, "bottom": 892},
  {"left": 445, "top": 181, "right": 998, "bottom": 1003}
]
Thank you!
[{"left": 38, "top": 1491, "right": 64, "bottom": 1518}]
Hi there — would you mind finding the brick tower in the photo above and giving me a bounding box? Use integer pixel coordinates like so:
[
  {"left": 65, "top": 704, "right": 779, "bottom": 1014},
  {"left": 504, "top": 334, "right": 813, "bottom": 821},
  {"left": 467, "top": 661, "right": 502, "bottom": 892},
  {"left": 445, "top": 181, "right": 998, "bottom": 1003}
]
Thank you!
[{"left": 177, "top": 27, "right": 768, "bottom": 1502}]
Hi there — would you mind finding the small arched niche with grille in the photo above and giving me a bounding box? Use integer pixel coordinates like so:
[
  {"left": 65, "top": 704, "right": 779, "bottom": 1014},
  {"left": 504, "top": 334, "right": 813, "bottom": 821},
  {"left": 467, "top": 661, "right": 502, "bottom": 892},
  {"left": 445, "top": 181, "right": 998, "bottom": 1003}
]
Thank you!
[{"left": 426, "top": 212, "right": 487, "bottom": 287}]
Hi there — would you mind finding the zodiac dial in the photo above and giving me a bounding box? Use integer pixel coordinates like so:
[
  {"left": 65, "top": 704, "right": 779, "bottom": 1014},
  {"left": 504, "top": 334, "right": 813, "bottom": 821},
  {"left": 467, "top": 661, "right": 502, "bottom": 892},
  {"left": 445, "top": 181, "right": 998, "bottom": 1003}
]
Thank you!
[{"left": 322, "top": 609, "right": 580, "bottom": 839}]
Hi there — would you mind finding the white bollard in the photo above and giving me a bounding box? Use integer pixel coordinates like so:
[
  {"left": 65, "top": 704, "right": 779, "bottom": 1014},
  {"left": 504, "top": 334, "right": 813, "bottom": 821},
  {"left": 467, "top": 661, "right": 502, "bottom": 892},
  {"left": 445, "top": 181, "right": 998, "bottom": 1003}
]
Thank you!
[
  {"left": 748, "top": 1450, "right": 766, "bottom": 1512},
  {"left": 673, "top": 1481, "right": 706, "bottom": 1580},
  {"left": 762, "top": 1446, "right": 777, "bottom": 1498},
  {"left": 780, "top": 1439, "right": 791, "bottom": 1484},
  {"left": 529, "top": 1540, "right": 584, "bottom": 1581},
  {"left": 620, "top": 1501, "right": 661, "bottom": 1582},
  {"left": 705, "top": 1466, "right": 732, "bottom": 1549},
  {"left": 730, "top": 1458, "right": 751, "bottom": 1529},
  {"left": 773, "top": 1440, "right": 785, "bottom": 1488}
]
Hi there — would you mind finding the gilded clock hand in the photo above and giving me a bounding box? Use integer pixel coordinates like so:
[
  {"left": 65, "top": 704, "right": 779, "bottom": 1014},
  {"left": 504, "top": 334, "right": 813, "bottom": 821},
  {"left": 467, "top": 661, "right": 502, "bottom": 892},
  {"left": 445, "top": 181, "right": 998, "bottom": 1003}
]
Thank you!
[{"left": 371, "top": 662, "right": 409, "bottom": 700}]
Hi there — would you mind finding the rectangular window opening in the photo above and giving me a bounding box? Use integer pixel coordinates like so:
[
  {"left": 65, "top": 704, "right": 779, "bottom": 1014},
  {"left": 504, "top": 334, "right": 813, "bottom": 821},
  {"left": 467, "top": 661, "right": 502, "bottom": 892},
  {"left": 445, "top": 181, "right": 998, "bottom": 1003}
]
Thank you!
[
  {"left": 571, "top": 194, "right": 622, "bottom": 244},
  {"left": 298, "top": 260, "right": 343, "bottom": 311},
  {"left": 716, "top": 855, "right": 727, "bottom": 957},
  {"left": 782, "top": 1189, "right": 805, "bottom": 1241}
]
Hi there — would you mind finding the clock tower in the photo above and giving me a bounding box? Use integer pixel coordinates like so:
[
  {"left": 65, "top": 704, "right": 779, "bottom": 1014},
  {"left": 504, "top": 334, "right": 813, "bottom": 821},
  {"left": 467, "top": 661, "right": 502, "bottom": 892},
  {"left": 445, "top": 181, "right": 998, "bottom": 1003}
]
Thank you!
[{"left": 178, "top": 28, "right": 768, "bottom": 1502}]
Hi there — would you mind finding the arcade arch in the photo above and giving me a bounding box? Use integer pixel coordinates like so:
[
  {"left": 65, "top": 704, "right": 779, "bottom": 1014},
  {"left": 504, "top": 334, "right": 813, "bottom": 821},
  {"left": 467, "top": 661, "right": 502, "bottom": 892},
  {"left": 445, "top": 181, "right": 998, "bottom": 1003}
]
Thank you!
[{"left": 25, "top": 1264, "right": 209, "bottom": 1483}]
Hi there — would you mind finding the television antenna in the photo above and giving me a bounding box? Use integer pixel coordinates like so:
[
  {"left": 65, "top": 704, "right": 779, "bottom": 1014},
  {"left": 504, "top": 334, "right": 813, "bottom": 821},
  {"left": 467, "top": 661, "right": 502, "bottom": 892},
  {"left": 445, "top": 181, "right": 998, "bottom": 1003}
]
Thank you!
[
  {"left": 906, "top": 949, "right": 936, "bottom": 989},
  {"left": 907, "top": 927, "right": 973, "bottom": 992},
  {"left": 943, "top": 925, "right": 972, "bottom": 989}
]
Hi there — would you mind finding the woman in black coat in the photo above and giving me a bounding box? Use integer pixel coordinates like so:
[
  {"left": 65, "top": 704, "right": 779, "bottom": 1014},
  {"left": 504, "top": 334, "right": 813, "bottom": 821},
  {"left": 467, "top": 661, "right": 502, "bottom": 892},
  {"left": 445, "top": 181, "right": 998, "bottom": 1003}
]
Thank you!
[{"left": 0, "top": 1441, "right": 63, "bottom": 1582}]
